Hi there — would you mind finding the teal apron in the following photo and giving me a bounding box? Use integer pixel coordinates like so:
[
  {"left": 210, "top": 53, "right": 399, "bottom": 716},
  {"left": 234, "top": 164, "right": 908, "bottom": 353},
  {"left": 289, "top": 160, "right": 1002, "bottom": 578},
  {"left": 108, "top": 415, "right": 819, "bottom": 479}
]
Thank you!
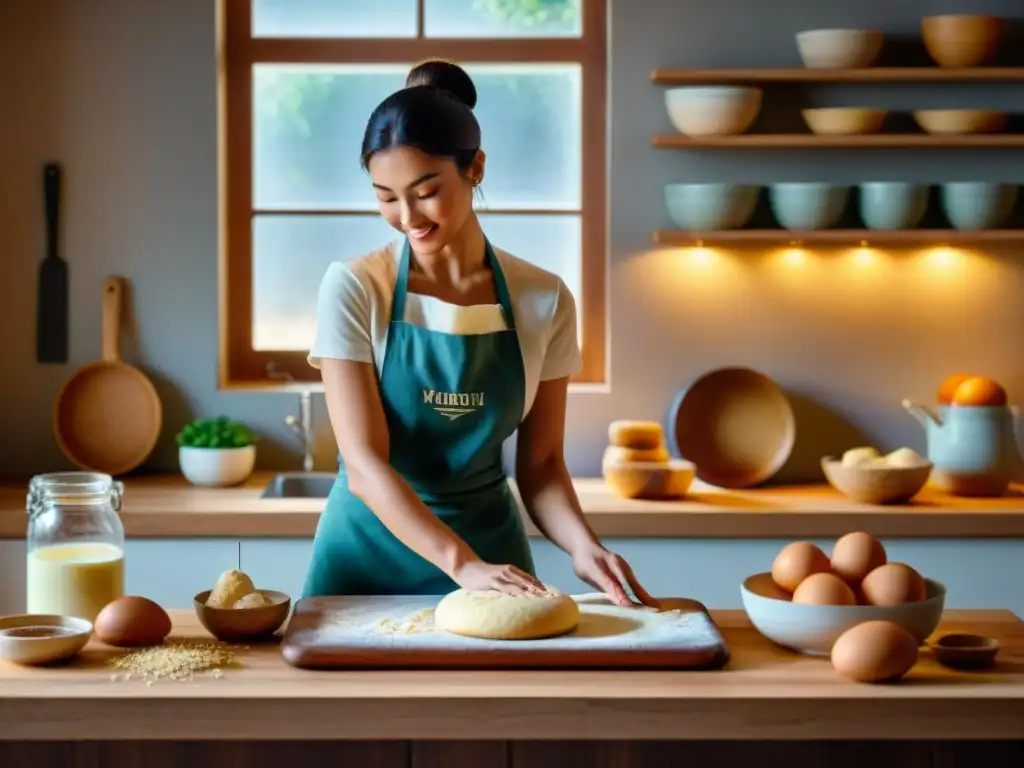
[{"left": 301, "top": 237, "right": 535, "bottom": 596}]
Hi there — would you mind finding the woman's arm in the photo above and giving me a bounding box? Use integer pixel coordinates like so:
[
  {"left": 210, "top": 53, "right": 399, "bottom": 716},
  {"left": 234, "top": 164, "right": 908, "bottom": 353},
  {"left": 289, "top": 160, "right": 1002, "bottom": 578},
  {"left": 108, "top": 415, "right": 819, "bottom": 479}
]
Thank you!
[
  {"left": 515, "top": 377, "right": 658, "bottom": 607},
  {"left": 320, "top": 358, "right": 543, "bottom": 594}
]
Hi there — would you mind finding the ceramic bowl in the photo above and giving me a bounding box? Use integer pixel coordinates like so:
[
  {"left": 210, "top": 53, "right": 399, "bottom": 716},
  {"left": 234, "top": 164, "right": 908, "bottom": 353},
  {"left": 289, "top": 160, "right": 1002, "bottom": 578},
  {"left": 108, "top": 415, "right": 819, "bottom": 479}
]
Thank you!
[
  {"left": 194, "top": 589, "right": 291, "bottom": 641},
  {"left": 821, "top": 456, "right": 933, "bottom": 504},
  {"left": 801, "top": 107, "right": 887, "bottom": 135},
  {"left": 741, "top": 572, "right": 946, "bottom": 655},
  {"left": 940, "top": 182, "right": 1018, "bottom": 230},
  {"left": 180, "top": 445, "right": 256, "bottom": 487},
  {"left": 769, "top": 183, "right": 850, "bottom": 230},
  {"left": 859, "top": 182, "right": 930, "bottom": 231},
  {"left": 664, "top": 183, "right": 760, "bottom": 230},
  {"left": 664, "top": 87, "right": 762, "bottom": 136},
  {"left": 913, "top": 109, "right": 1007, "bottom": 135},
  {"left": 930, "top": 633, "right": 1000, "bottom": 669},
  {"left": 795, "top": 29, "right": 884, "bottom": 69},
  {"left": 922, "top": 14, "right": 1003, "bottom": 67},
  {"left": 603, "top": 459, "right": 696, "bottom": 500},
  {"left": 0, "top": 614, "right": 93, "bottom": 666}
]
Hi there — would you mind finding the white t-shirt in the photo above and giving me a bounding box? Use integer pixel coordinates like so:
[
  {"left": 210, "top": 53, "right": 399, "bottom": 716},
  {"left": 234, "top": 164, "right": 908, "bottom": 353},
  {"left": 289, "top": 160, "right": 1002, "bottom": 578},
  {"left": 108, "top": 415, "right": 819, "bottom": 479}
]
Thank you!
[{"left": 308, "top": 239, "right": 582, "bottom": 419}]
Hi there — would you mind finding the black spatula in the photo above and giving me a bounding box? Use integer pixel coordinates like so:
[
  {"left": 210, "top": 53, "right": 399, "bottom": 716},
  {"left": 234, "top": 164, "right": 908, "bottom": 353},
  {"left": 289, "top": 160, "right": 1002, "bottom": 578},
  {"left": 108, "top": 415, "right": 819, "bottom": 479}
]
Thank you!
[{"left": 36, "top": 162, "right": 68, "bottom": 363}]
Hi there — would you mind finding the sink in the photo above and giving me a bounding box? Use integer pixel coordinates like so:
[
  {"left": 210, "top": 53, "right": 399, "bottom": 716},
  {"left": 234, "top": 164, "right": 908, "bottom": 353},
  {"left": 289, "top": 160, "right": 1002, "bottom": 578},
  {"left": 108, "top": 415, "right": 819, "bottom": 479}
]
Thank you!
[{"left": 261, "top": 472, "right": 337, "bottom": 499}]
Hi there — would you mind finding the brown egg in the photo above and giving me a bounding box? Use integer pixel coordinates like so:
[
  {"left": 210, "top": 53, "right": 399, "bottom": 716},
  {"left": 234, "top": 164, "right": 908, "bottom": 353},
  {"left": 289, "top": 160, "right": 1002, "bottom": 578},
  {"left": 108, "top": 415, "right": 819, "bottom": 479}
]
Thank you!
[
  {"left": 771, "top": 541, "right": 831, "bottom": 592},
  {"left": 792, "top": 572, "right": 857, "bottom": 606},
  {"left": 859, "top": 563, "right": 927, "bottom": 606},
  {"left": 94, "top": 595, "right": 172, "bottom": 647},
  {"left": 831, "top": 620, "right": 919, "bottom": 683},
  {"left": 830, "top": 531, "right": 887, "bottom": 586}
]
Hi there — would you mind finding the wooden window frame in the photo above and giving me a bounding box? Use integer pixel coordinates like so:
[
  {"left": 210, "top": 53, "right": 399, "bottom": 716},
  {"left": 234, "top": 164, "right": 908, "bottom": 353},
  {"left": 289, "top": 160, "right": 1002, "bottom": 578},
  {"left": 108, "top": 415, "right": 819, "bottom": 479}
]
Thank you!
[{"left": 217, "top": 0, "right": 607, "bottom": 389}]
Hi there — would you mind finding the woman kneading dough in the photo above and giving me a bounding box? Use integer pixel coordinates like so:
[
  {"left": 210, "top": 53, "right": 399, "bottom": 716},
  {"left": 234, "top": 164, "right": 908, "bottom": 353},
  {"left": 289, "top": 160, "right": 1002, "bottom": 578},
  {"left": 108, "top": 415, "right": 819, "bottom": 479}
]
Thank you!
[{"left": 302, "top": 59, "right": 656, "bottom": 609}]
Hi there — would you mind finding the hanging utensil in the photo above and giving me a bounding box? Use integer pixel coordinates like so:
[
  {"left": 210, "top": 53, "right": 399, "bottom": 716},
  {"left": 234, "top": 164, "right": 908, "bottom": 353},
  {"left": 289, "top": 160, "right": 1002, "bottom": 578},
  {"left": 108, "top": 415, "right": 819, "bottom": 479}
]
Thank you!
[{"left": 36, "top": 162, "right": 69, "bottom": 363}]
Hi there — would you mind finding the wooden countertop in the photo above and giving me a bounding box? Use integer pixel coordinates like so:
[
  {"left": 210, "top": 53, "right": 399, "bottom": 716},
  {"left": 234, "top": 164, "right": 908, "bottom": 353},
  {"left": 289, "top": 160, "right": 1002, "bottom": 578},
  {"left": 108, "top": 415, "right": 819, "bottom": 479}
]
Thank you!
[
  {"left": 2, "top": 609, "right": 1022, "bottom": 741},
  {"left": 2, "top": 472, "right": 1023, "bottom": 540}
]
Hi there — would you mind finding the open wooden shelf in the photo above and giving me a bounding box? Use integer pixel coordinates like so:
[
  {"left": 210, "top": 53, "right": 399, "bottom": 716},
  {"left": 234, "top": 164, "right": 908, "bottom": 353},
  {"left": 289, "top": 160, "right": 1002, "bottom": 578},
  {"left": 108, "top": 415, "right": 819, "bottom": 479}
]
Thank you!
[
  {"left": 651, "top": 67, "right": 1024, "bottom": 84},
  {"left": 653, "top": 229, "right": 1024, "bottom": 246},
  {"left": 653, "top": 133, "right": 1024, "bottom": 149}
]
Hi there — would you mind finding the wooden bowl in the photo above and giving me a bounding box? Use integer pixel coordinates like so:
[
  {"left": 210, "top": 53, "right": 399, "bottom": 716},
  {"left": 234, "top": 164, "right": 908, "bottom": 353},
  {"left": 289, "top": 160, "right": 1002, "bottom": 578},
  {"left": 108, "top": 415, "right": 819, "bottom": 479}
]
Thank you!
[
  {"left": 670, "top": 367, "right": 795, "bottom": 489},
  {"left": 802, "top": 108, "right": 887, "bottom": 135},
  {"left": 930, "top": 633, "right": 1000, "bottom": 669},
  {"left": 0, "top": 614, "right": 92, "bottom": 666},
  {"left": 913, "top": 109, "right": 1007, "bottom": 135},
  {"left": 193, "top": 589, "right": 291, "bottom": 641},
  {"left": 796, "top": 29, "right": 884, "bottom": 69},
  {"left": 921, "top": 14, "right": 1003, "bottom": 67},
  {"left": 821, "top": 456, "right": 932, "bottom": 504},
  {"left": 603, "top": 459, "right": 696, "bottom": 500},
  {"left": 664, "top": 86, "right": 762, "bottom": 136}
]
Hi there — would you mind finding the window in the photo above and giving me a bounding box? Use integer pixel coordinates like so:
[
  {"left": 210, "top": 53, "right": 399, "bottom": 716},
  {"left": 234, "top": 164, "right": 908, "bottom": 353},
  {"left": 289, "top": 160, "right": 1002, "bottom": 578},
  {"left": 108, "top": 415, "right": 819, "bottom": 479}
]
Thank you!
[{"left": 219, "top": 0, "right": 608, "bottom": 387}]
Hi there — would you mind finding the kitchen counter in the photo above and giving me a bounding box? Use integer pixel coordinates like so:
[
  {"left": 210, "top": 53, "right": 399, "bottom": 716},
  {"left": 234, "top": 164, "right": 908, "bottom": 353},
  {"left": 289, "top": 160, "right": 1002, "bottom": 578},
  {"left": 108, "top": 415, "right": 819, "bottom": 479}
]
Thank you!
[
  {"left": 2, "top": 608, "right": 1022, "bottom": 765},
  {"left": 2, "top": 472, "right": 1024, "bottom": 540}
]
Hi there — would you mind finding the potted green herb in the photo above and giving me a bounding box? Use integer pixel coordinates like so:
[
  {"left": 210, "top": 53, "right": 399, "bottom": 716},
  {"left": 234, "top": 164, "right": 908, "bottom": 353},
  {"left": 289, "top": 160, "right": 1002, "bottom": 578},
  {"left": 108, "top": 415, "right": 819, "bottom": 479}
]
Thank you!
[{"left": 176, "top": 416, "right": 256, "bottom": 487}]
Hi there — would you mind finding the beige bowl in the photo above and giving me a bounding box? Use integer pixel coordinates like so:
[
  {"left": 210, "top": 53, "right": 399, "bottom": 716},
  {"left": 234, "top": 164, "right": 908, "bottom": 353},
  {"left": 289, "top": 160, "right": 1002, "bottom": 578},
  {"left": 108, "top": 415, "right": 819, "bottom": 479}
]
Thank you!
[
  {"left": 802, "top": 108, "right": 887, "bottom": 135},
  {"left": 913, "top": 109, "right": 1007, "bottom": 135},
  {"left": 922, "top": 14, "right": 1003, "bottom": 67},
  {"left": 0, "top": 614, "right": 92, "bottom": 666},
  {"left": 664, "top": 86, "right": 762, "bottom": 137},
  {"left": 741, "top": 572, "right": 946, "bottom": 655},
  {"left": 796, "top": 29, "right": 884, "bottom": 69},
  {"left": 821, "top": 456, "right": 932, "bottom": 504},
  {"left": 603, "top": 459, "right": 696, "bottom": 500},
  {"left": 194, "top": 589, "right": 291, "bottom": 641}
]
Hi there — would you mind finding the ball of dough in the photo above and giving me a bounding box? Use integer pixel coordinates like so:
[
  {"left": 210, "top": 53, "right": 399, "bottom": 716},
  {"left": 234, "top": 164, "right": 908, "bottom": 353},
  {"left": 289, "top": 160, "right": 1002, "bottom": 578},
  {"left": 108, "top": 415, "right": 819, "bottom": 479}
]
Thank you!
[
  {"left": 434, "top": 587, "right": 581, "bottom": 640},
  {"left": 207, "top": 569, "right": 256, "bottom": 609},
  {"left": 233, "top": 591, "right": 271, "bottom": 609}
]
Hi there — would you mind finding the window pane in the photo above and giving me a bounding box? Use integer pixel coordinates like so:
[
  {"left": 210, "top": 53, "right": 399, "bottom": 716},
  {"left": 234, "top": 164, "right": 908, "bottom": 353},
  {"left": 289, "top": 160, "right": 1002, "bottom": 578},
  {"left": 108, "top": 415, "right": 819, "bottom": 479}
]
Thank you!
[
  {"left": 254, "top": 65, "right": 406, "bottom": 210},
  {"left": 424, "top": 0, "right": 582, "bottom": 38},
  {"left": 252, "top": 0, "right": 418, "bottom": 38},
  {"left": 470, "top": 64, "right": 582, "bottom": 209},
  {"left": 253, "top": 64, "right": 581, "bottom": 210},
  {"left": 251, "top": 214, "right": 581, "bottom": 350},
  {"left": 252, "top": 215, "right": 394, "bottom": 350}
]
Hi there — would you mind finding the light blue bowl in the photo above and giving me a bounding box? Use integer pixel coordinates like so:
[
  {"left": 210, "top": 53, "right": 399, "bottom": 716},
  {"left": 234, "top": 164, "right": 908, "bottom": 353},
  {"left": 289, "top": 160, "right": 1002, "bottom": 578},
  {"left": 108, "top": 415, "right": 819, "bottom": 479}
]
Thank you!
[
  {"left": 859, "top": 182, "right": 930, "bottom": 230},
  {"left": 769, "top": 183, "right": 850, "bottom": 230},
  {"left": 664, "top": 183, "right": 761, "bottom": 230},
  {"left": 941, "top": 182, "right": 1018, "bottom": 230}
]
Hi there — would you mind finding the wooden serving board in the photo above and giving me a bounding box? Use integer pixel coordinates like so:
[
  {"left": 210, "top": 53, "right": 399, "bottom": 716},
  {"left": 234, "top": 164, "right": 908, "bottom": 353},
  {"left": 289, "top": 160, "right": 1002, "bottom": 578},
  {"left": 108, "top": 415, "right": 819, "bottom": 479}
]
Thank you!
[{"left": 280, "top": 594, "right": 730, "bottom": 670}]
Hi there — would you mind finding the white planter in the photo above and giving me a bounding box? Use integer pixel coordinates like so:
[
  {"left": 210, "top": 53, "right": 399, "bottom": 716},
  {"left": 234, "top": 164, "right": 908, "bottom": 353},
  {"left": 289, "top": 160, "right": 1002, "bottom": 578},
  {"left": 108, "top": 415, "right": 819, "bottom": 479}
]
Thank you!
[{"left": 179, "top": 445, "right": 256, "bottom": 487}]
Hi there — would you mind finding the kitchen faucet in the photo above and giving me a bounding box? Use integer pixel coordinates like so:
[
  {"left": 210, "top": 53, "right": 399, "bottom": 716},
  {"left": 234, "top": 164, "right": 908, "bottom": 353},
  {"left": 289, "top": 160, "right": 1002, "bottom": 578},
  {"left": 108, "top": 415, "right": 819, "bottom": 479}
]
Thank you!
[
  {"left": 267, "top": 362, "right": 316, "bottom": 472},
  {"left": 285, "top": 389, "right": 315, "bottom": 472}
]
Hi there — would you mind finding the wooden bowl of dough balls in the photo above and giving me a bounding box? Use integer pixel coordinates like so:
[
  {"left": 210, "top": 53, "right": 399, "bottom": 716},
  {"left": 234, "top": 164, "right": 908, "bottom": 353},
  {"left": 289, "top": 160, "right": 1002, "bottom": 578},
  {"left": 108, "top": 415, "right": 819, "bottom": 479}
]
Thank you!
[
  {"left": 194, "top": 569, "right": 291, "bottom": 641},
  {"left": 602, "top": 420, "right": 695, "bottom": 500},
  {"left": 821, "top": 445, "right": 933, "bottom": 504},
  {"left": 741, "top": 533, "right": 945, "bottom": 668}
]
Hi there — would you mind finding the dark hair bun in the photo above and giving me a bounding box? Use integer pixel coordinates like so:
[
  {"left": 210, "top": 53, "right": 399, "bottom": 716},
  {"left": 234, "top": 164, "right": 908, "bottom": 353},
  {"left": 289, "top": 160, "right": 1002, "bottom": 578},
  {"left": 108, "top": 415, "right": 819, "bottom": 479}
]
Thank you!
[{"left": 406, "top": 59, "right": 477, "bottom": 110}]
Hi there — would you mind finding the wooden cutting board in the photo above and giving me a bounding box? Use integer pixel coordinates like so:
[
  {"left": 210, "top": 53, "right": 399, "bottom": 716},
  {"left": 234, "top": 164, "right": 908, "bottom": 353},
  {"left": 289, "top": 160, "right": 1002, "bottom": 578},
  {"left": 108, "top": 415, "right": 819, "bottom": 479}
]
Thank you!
[{"left": 280, "top": 594, "right": 730, "bottom": 670}]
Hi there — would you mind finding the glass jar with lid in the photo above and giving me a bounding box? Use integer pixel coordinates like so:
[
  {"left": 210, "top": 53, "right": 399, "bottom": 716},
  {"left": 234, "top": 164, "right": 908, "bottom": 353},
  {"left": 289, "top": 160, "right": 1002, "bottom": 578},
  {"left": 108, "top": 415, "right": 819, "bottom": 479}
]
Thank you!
[{"left": 26, "top": 471, "right": 126, "bottom": 622}]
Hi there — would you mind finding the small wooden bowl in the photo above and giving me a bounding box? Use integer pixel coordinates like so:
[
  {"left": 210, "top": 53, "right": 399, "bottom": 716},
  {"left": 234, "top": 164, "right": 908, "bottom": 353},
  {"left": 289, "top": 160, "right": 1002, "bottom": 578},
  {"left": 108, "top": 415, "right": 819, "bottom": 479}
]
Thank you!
[
  {"left": 194, "top": 589, "right": 291, "bottom": 641},
  {"left": 821, "top": 456, "right": 932, "bottom": 504},
  {"left": 802, "top": 108, "right": 887, "bottom": 135},
  {"left": 0, "top": 614, "right": 92, "bottom": 666},
  {"left": 913, "top": 109, "right": 1007, "bottom": 135},
  {"left": 922, "top": 14, "right": 1003, "bottom": 68},
  {"left": 930, "top": 633, "right": 1000, "bottom": 669},
  {"left": 603, "top": 459, "right": 696, "bottom": 499}
]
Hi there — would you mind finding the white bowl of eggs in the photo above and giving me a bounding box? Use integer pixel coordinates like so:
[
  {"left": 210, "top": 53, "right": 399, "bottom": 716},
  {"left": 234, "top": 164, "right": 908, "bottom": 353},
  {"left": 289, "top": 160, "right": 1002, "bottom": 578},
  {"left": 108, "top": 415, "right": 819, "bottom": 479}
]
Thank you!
[{"left": 741, "top": 533, "right": 945, "bottom": 660}]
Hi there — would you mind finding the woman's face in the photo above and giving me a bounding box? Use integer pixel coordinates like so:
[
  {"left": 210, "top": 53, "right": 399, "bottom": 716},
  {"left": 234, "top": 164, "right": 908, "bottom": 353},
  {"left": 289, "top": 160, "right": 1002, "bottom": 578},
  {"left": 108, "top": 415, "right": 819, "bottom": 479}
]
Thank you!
[{"left": 368, "top": 146, "right": 483, "bottom": 256}]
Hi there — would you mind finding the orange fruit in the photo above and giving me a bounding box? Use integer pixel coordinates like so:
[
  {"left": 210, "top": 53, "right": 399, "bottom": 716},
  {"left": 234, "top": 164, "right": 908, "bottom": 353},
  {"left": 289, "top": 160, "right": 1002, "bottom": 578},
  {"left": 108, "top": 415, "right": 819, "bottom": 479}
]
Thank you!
[
  {"left": 937, "top": 373, "right": 975, "bottom": 404},
  {"left": 951, "top": 376, "right": 1008, "bottom": 407}
]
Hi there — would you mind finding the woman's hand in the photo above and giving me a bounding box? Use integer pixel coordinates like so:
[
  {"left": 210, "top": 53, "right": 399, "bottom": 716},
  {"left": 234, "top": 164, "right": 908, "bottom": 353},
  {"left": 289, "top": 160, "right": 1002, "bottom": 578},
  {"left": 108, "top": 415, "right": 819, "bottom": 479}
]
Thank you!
[
  {"left": 451, "top": 560, "right": 547, "bottom": 596},
  {"left": 571, "top": 544, "right": 659, "bottom": 608}
]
